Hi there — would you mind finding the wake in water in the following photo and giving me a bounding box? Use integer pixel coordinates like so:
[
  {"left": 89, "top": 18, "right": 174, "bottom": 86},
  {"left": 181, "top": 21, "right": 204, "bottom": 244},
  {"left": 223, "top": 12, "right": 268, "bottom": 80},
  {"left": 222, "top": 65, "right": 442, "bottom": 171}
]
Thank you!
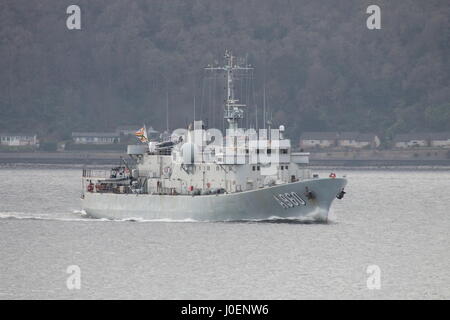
[
  {"left": 227, "top": 217, "right": 329, "bottom": 224},
  {"left": 0, "top": 206, "right": 334, "bottom": 224},
  {"left": 224, "top": 208, "right": 331, "bottom": 224},
  {"left": 0, "top": 211, "right": 199, "bottom": 223},
  {"left": 0, "top": 211, "right": 107, "bottom": 222}
]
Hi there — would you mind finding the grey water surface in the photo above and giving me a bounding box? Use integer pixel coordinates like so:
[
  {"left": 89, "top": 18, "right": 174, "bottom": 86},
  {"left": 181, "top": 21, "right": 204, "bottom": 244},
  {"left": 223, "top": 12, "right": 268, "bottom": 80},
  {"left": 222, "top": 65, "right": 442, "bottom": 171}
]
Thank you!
[{"left": 0, "top": 167, "right": 449, "bottom": 299}]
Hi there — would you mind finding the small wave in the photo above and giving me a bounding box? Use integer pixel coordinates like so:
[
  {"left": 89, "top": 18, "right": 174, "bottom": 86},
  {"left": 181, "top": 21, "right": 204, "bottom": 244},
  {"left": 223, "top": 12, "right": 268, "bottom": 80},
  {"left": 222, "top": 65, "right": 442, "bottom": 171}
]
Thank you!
[
  {"left": 0, "top": 211, "right": 106, "bottom": 222},
  {"left": 1, "top": 208, "right": 331, "bottom": 224},
  {"left": 93, "top": 217, "right": 200, "bottom": 223},
  {"left": 0, "top": 214, "right": 91, "bottom": 222},
  {"left": 70, "top": 210, "right": 201, "bottom": 223},
  {"left": 222, "top": 207, "right": 331, "bottom": 224},
  {"left": 120, "top": 217, "right": 199, "bottom": 223},
  {"left": 73, "top": 209, "right": 88, "bottom": 216},
  {"left": 225, "top": 216, "right": 329, "bottom": 224},
  {"left": 0, "top": 211, "right": 200, "bottom": 223}
]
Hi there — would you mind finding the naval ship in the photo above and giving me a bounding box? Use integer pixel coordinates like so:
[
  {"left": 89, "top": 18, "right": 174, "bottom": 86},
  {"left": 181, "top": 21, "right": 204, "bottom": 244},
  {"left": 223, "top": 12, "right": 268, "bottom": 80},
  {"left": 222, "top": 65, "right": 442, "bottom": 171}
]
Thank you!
[{"left": 81, "top": 51, "right": 347, "bottom": 221}]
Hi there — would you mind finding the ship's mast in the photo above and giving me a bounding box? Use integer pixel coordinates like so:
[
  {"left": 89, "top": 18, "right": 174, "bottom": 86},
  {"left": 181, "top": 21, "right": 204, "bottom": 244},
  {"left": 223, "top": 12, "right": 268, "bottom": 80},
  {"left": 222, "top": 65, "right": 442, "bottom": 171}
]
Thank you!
[{"left": 205, "top": 50, "right": 253, "bottom": 132}]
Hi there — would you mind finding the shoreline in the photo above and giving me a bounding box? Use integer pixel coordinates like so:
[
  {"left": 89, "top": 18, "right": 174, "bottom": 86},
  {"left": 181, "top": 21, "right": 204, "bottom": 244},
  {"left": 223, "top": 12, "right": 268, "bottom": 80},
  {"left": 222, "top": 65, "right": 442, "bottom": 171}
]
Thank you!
[
  {"left": 0, "top": 151, "right": 449, "bottom": 170},
  {"left": 310, "top": 165, "right": 450, "bottom": 171},
  {"left": 1, "top": 165, "right": 449, "bottom": 171}
]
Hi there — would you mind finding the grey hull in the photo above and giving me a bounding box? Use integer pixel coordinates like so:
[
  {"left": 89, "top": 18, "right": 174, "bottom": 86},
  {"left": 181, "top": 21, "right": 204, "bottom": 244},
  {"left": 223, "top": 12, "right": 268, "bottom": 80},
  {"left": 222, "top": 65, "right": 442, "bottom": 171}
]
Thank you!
[{"left": 81, "top": 178, "right": 346, "bottom": 221}]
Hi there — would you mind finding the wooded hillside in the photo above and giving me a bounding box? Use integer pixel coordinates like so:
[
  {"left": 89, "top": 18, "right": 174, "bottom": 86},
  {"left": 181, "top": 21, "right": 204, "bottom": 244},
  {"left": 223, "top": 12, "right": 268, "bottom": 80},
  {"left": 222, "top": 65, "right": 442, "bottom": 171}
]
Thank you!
[{"left": 1, "top": 0, "right": 449, "bottom": 142}]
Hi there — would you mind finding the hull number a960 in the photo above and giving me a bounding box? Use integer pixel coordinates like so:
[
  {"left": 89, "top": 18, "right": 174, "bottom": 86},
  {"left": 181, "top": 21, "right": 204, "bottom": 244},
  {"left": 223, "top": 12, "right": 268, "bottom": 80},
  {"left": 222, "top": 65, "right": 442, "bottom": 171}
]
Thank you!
[{"left": 274, "top": 192, "right": 306, "bottom": 209}]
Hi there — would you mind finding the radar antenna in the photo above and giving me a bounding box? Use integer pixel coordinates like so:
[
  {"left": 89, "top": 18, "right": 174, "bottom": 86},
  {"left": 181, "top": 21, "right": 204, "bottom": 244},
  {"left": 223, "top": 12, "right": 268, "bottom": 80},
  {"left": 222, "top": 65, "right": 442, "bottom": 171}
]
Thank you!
[{"left": 205, "top": 50, "right": 253, "bottom": 132}]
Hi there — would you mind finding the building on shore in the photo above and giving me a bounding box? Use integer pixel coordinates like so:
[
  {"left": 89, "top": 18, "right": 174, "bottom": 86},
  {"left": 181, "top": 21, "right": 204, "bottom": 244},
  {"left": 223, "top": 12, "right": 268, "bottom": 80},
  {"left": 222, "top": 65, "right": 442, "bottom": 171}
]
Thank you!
[
  {"left": 337, "top": 132, "right": 380, "bottom": 149},
  {"left": 115, "top": 125, "right": 141, "bottom": 136},
  {"left": 393, "top": 132, "right": 450, "bottom": 148},
  {"left": 393, "top": 133, "right": 429, "bottom": 148},
  {"left": 0, "top": 133, "right": 38, "bottom": 147},
  {"left": 299, "top": 132, "right": 380, "bottom": 149},
  {"left": 299, "top": 132, "right": 339, "bottom": 149},
  {"left": 72, "top": 132, "right": 120, "bottom": 144},
  {"left": 429, "top": 132, "right": 450, "bottom": 148}
]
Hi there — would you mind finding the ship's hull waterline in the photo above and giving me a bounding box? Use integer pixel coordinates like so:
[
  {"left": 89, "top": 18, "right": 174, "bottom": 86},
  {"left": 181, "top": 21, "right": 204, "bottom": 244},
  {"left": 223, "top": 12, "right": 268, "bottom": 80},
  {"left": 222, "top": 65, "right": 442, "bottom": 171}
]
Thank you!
[{"left": 81, "top": 178, "right": 346, "bottom": 221}]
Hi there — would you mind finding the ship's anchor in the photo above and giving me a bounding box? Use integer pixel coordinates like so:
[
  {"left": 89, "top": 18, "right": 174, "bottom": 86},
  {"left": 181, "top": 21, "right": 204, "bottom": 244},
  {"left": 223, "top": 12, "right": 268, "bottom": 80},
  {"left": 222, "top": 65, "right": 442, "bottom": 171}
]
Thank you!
[{"left": 336, "top": 188, "right": 346, "bottom": 199}]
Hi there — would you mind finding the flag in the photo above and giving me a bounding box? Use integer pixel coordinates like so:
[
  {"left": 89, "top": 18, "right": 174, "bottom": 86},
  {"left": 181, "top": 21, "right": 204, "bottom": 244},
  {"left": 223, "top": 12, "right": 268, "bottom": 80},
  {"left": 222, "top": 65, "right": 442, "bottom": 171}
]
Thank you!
[{"left": 135, "top": 126, "right": 148, "bottom": 143}]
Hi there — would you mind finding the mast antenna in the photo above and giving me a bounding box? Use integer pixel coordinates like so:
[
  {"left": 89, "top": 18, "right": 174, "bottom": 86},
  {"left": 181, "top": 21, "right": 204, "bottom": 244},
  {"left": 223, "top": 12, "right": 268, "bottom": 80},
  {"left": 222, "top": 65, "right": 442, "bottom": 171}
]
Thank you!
[
  {"left": 205, "top": 50, "right": 253, "bottom": 133},
  {"left": 263, "top": 82, "right": 266, "bottom": 130},
  {"left": 166, "top": 86, "right": 169, "bottom": 132}
]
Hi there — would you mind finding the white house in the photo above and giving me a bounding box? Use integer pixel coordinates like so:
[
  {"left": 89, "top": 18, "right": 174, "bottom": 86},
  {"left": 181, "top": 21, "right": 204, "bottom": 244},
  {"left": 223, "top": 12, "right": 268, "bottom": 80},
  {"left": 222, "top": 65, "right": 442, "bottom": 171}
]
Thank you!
[
  {"left": 393, "top": 134, "right": 429, "bottom": 148},
  {"left": 0, "top": 133, "right": 38, "bottom": 147},
  {"left": 338, "top": 132, "right": 380, "bottom": 149},
  {"left": 72, "top": 132, "right": 120, "bottom": 144},
  {"left": 429, "top": 132, "right": 450, "bottom": 148},
  {"left": 300, "top": 132, "right": 380, "bottom": 149},
  {"left": 299, "top": 132, "right": 338, "bottom": 149}
]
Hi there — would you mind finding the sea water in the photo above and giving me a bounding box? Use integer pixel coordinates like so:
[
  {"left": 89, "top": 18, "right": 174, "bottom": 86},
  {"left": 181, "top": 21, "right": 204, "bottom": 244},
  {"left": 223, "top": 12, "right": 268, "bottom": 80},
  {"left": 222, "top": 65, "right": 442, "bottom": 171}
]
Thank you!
[{"left": 0, "top": 166, "right": 449, "bottom": 299}]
